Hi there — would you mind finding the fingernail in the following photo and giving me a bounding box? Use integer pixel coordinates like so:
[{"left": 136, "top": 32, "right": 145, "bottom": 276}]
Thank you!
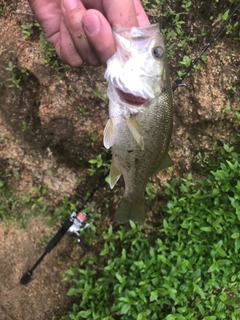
[
  {"left": 63, "top": 0, "right": 78, "bottom": 11},
  {"left": 83, "top": 15, "right": 100, "bottom": 36}
]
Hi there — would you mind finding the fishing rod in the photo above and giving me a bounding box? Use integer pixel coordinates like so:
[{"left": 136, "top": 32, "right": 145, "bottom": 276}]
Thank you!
[
  {"left": 20, "top": 210, "right": 89, "bottom": 285},
  {"left": 20, "top": 174, "right": 107, "bottom": 285},
  {"left": 20, "top": 3, "right": 239, "bottom": 285},
  {"left": 172, "top": 2, "right": 240, "bottom": 92}
]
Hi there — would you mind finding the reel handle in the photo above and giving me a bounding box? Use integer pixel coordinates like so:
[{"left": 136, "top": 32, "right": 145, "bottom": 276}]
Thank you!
[{"left": 77, "top": 238, "right": 88, "bottom": 252}]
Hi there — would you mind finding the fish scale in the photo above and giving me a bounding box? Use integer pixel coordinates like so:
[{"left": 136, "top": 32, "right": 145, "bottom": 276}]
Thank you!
[{"left": 104, "top": 24, "right": 173, "bottom": 223}]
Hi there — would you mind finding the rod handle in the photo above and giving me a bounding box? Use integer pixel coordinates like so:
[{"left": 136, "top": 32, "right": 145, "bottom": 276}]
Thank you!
[{"left": 20, "top": 271, "right": 32, "bottom": 285}]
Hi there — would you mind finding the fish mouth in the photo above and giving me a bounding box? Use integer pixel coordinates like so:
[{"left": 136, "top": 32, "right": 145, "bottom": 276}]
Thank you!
[{"left": 116, "top": 89, "right": 147, "bottom": 106}]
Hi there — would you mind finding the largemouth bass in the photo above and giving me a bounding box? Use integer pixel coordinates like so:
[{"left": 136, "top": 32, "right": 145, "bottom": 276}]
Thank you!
[{"left": 104, "top": 23, "right": 173, "bottom": 223}]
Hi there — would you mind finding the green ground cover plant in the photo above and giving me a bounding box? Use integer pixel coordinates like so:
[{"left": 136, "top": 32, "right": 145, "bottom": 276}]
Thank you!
[
  {"left": 61, "top": 130, "right": 240, "bottom": 319},
  {"left": 0, "top": 171, "right": 49, "bottom": 228}
]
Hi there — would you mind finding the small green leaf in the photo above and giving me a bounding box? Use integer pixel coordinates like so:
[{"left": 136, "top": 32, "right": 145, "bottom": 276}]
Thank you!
[
  {"left": 200, "top": 226, "right": 212, "bottom": 232},
  {"left": 67, "top": 288, "right": 78, "bottom": 296},
  {"left": 77, "top": 310, "right": 92, "bottom": 318},
  {"left": 231, "top": 233, "right": 240, "bottom": 239},
  {"left": 120, "top": 304, "right": 131, "bottom": 315},
  {"left": 129, "top": 220, "right": 136, "bottom": 229},
  {"left": 65, "top": 269, "right": 75, "bottom": 276},
  {"left": 193, "top": 283, "right": 206, "bottom": 299},
  {"left": 150, "top": 290, "right": 158, "bottom": 302}
]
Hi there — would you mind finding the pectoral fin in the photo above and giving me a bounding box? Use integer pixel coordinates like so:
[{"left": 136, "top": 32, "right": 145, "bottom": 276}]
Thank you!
[
  {"left": 155, "top": 153, "right": 174, "bottom": 172},
  {"left": 109, "top": 157, "right": 122, "bottom": 189},
  {"left": 126, "top": 117, "right": 144, "bottom": 149},
  {"left": 103, "top": 119, "right": 114, "bottom": 149}
]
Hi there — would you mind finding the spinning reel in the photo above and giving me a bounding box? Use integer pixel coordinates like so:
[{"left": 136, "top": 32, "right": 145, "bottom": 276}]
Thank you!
[{"left": 20, "top": 210, "right": 89, "bottom": 285}]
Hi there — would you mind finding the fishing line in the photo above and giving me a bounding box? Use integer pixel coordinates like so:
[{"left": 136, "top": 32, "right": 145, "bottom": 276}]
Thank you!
[{"left": 172, "top": 2, "right": 240, "bottom": 92}]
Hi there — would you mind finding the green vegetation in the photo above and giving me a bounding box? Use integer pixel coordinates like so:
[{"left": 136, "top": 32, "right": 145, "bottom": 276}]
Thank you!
[
  {"left": 77, "top": 106, "right": 89, "bottom": 115},
  {"left": 222, "top": 104, "right": 231, "bottom": 113},
  {"left": 61, "top": 119, "right": 240, "bottom": 319},
  {"left": 5, "top": 62, "right": 21, "bottom": 89},
  {"left": 148, "top": 0, "right": 240, "bottom": 81},
  {"left": 85, "top": 129, "right": 100, "bottom": 148},
  {"left": 21, "top": 120, "right": 28, "bottom": 132},
  {"left": 39, "top": 31, "right": 69, "bottom": 74},
  {"left": 5, "top": 62, "right": 31, "bottom": 89},
  {"left": 0, "top": 172, "right": 49, "bottom": 228},
  {"left": 213, "top": 9, "right": 239, "bottom": 36},
  {"left": 1, "top": 1, "right": 239, "bottom": 318},
  {"left": 21, "top": 23, "right": 33, "bottom": 39},
  {"left": 94, "top": 87, "right": 107, "bottom": 103},
  {"left": 145, "top": 182, "right": 158, "bottom": 200},
  {"left": 20, "top": 22, "right": 69, "bottom": 73},
  {"left": 6, "top": 73, "right": 21, "bottom": 89},
  {"left": 1, "top": 117, "right": 239, "bottom": 320},
  {"left": 88, "top": 153, "right": 109, "bottom": 177}
]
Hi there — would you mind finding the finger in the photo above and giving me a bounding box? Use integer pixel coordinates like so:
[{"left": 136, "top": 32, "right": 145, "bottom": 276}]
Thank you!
[
  {"left": 52, "top": 17, "right": 83, "bottom": 67},
  {"left": 29, "top": 0, "right": 83, "bottom": 66},
  {"left": 82, "top": 0, "right": 149, "bottom": 27},
  {"left": 28, "top": 0, "right": 62, "bottom": 39},
  {"left": 133, "top": 0, "right": 150, "bottom": 26},
  {"left": 62, "top": 1, "right": 101, "bottom": 66},
  {"left": 103, "top": 0, "right": 139, "bottom": 27},
  {"left": 83, "top": 10, "right": 116, "bottom": 64},
  {"left": 81, "top": 0, "right": 104, "bottom": 12}
]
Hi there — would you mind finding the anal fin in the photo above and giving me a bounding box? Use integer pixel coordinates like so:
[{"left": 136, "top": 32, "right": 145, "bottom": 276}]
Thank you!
[{"left": 126, "top": 117, "right": 144, "bottom": 150}]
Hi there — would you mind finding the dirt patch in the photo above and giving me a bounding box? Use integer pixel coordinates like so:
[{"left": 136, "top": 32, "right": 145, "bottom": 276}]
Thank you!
[
  {"left": 0, "top": 218, "right": 84, "bottom": 320},
  {"left": 0, "top": 0, "right": 239, "bottom": 319}
]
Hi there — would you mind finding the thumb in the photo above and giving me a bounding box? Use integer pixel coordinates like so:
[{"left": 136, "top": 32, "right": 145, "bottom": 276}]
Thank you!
[
  {"left": 83, "top": 0, "right": 143, "bottom": 64},
  {"left": 83, "top": 10, "right": 116, "bottom": 65}
]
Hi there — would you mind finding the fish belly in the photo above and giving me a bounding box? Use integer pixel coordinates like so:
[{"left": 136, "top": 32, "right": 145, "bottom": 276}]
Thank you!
[{"left": 112, "top": 89, "right": 173, "bottom": 223}]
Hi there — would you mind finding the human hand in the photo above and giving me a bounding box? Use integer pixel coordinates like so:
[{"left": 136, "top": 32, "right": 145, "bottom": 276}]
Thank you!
[{"left": 28, "top": 0, "right": 150, "bottom": 67}]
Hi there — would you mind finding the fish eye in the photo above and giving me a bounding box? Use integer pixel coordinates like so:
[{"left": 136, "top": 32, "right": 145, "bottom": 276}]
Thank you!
[{"left": 152, "top": 46, "right": 164, "bottom": 59}]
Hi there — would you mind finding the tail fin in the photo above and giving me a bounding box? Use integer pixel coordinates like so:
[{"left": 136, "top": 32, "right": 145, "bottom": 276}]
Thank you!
[{"left": 114, "top": 196, "right": 145, "bottom": 224}]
